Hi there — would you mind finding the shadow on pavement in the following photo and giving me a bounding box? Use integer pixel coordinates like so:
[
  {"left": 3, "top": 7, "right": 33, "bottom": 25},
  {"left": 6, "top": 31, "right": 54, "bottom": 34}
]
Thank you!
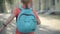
[
  {"left": 36, "top": 25, "right": 60, "bottom": 34},
  {"left": 39, "top": 14, "right": 60, "bottom": 20}
]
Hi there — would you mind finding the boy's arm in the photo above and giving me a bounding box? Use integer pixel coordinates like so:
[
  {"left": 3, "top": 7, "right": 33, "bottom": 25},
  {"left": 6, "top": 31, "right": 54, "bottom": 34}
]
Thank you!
[
  {"left": 5, "top": 13, "right": 15, "bottom": 26},
  {"left": 0, "top": 7, "right": 19, "bottom": 32},
  {"left": 33, "top": 10, "right": 41, "bottom": 25},
  {"left": 3, "top": 7, "right": 20, "bottom": 26},
  {"left": 0, "top": 13, "right": 15, "bottom": 32}
]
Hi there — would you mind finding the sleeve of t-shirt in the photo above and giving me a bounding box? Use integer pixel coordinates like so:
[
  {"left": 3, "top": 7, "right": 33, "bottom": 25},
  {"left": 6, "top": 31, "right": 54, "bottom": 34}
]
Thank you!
[
  {"left": 33, "top": 10, "right": 39, "bottom": 20},
  {"left": 13, "top": 7, "right": 20, "bottom": 17}
]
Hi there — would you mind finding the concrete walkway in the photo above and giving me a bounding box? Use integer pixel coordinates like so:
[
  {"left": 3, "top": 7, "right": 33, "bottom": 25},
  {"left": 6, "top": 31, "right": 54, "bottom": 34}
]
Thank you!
[{"left": 0, "top": 14, "right": 60, "bottom": 34}]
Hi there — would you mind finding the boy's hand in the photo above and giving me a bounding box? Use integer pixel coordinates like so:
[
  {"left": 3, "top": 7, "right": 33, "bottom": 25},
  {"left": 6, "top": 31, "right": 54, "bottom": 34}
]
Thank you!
[
  {"left": 0, "top": 24, "right": 7, "bottom": 32},
  {"left": 37, "top": 19, "right": 41, "bottom": 25},
  {"left": 37, "top": 22, "right": 40, "bottom": 25},
  {"left": 37, "top": 22, "right": 41, "bottom": 25}
]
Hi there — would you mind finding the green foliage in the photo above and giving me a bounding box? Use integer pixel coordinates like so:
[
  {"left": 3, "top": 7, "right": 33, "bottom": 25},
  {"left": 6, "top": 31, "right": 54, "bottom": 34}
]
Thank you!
[
  {"left": 0, "top": 0, "right": 3, "bottom": 3},
  {"left": 7, "top": 0, "right": 13, "bottom": 4}
]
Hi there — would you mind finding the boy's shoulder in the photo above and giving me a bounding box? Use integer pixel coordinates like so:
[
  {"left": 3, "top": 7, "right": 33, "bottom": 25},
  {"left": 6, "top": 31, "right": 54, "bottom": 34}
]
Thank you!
[{"left": 13, "top": 7, "right": 20, "bottom": 17}]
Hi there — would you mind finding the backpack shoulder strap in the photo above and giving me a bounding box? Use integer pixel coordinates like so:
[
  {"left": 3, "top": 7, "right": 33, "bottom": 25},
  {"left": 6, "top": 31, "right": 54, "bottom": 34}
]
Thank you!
[
  {"left": 18, "top": 4, "right": 24, "bottom": 10},
  {"left": 18, "top": 4, "right": 23, "bottom": 13}
]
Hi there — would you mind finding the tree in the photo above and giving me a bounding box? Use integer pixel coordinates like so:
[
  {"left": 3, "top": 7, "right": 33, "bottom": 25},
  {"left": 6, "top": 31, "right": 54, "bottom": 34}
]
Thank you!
[
  {"left": 7, "top": 0, "right": 13, "bottom": 4},
  {"left": 0, "top": 0, "right": 4, "bottom": 13}
]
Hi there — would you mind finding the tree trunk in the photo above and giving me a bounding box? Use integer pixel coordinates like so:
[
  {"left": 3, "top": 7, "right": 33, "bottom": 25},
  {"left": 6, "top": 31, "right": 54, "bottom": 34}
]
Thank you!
[{"left": 0, "top": 2, "right": 4, "bottom": 13}]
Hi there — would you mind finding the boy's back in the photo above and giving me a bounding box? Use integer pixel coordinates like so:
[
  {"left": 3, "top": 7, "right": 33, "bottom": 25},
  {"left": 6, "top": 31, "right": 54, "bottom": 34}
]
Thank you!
[{"left": 13, "top": 6, "right": 39, "bottom": 34}]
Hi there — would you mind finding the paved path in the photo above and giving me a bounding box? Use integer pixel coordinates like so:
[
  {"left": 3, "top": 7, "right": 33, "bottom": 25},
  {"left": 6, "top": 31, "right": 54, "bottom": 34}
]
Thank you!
[{"left": 0, "top": 14, "right": 60, "bottom": 34}]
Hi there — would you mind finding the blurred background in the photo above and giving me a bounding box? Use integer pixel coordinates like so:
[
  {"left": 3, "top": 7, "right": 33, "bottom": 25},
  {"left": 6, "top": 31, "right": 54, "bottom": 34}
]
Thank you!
[{"left": 0, "top": 0, "right": 60, "bottom": 34}]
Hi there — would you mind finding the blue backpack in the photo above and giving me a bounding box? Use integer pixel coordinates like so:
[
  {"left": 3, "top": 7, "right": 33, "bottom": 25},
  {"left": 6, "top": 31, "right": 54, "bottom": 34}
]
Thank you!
[{"left": 16, "top": 6, "right": 37, "bottom": 33}]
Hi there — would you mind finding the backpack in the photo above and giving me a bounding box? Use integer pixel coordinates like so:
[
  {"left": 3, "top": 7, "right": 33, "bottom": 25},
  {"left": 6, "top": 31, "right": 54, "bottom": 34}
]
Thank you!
[{"left": 16, "top": 5, "right": 37, "bottom": 33}]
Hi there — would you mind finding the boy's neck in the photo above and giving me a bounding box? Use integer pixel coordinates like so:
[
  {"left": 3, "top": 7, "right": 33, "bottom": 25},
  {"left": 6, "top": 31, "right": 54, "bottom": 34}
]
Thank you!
[{"left": 22, "top": 4, "right": 31, "bottom": 8}]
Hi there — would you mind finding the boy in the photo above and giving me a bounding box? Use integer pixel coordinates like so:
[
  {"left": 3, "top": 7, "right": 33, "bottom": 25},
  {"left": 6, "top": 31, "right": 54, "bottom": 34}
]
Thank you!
[{"left": 0, "top": 0, "right": 41, "bottom": 34}]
